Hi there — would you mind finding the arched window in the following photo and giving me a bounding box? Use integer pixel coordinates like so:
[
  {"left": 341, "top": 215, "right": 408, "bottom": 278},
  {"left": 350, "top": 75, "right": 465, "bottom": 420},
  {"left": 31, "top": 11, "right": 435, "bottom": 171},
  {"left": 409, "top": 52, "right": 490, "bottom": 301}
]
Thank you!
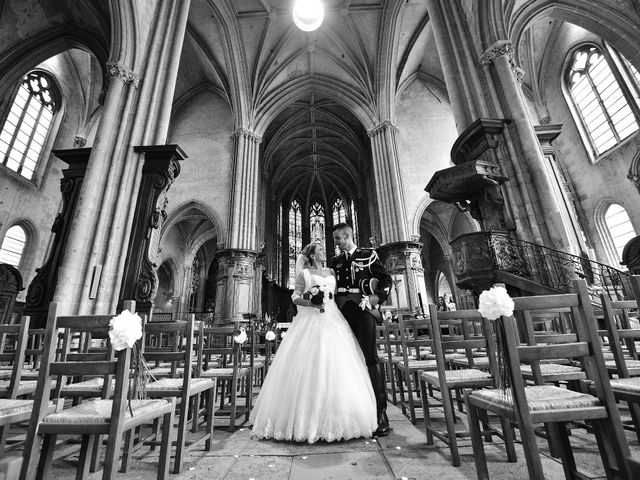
[
  {"left": 332, "top": 198, "right": 347, "bottom": 255},
  {"left": 350, "top": 198, "right": 359, "bottom": 244},
  {"left": 310, "top": 202, "right": 326, "bottom": 253},
  {"left": 565, "top": 45, "right": 640, "bottom": 158},
  {"left": 0, "top": 71, "right": 59, "bottom": 180},
  {"left": 288, "top": 200, "right": 302, "bottom": 288},
  {"left": 332, "top": 198, "right": 346, "bottom": 225},
  {"left": 604, "top": 204, "right": 636, "bottom": 262},
  {"left": 0, "top": 225, "right": 27, "bottom": 267}
]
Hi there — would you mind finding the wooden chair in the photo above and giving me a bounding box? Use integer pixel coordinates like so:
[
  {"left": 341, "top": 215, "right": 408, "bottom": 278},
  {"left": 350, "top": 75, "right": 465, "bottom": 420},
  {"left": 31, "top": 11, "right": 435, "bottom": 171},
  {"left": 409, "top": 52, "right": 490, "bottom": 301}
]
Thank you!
[
  {"left": 395, "top": 316, "right": 437, "bottom": 424},
  {"left": 377, "top": 323, "right": 399, "bottom": 405},
  {"left": 0, "top": 318, "right": 33, "bottom": 453},
  {"left": 419, "top": 306, "right": 510, "bottom": 467},
  {"left": 464, "top": 279, "right": 631, "bottom": 480},
  {"left": 143, "top": 315, "right": 217, "bottom": 474},
  {"left": 20, "top": 302, "right": 176, "bottom": 480},
  {"left": 600, "top": 275, "right": 640, "bottom": 443},
  {"left": 198, "top": 325, "right": 252, "bottom": 431}
]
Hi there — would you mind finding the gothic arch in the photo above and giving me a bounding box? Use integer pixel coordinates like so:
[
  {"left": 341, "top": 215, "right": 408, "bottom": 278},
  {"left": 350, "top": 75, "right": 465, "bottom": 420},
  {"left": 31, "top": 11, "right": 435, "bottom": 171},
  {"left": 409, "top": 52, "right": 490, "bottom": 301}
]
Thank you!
[
  {"left": 252, "top": 76, "right": 379, "bottom": 136},
  {"left": 0, "top": 26, "right": 109, "bottom": 100},
  {"left": 161, "top": 200, "right": 225, "bottom": 248},
  {"left": 508, "top": 1, "right": 640, "bottom": 70}
]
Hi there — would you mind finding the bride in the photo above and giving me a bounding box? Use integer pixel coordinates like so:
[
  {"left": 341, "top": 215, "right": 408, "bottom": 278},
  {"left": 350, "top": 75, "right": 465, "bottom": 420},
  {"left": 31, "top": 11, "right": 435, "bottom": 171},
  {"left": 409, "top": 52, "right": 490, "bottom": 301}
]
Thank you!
[{"left": 250, "top": 242, "right": 377, "bottom": 443}]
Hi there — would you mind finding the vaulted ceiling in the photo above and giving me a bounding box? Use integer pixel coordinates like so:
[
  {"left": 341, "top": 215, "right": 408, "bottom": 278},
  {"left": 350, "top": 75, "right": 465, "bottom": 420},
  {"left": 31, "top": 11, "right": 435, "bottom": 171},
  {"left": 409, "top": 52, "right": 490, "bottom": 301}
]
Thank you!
[{"left": 177, "top": 0, "right": 439, "bottom": 207}]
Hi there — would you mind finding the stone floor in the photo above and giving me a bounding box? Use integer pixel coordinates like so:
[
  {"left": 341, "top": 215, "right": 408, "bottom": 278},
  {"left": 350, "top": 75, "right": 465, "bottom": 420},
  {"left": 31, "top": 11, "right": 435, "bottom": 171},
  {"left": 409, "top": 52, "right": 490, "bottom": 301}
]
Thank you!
[{"left": 23, "top": 398, "right": 638, "bottom": 480}]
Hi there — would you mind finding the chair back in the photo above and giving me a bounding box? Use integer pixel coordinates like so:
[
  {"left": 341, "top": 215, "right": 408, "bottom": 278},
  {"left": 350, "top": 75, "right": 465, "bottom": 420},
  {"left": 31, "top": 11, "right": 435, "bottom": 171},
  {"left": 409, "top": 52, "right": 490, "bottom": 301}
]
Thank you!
[
  {"left": 396, "top": 316, "right": 432, "bottom": 364},
  {"left": 428, "top": 306, "right": 497, "bottom": 377},
  {"left": 144, "top": 317, "right": 195, "bottom": 395},
  {"left": 600, "top": 277, "right": 640, "bottom": 378},
  {"left": 200, "top": 325, "right": 239, "bottom": 371},
  {"left": 0, "top": 318, "right": 29, "bottom": 398},
  {"left": 25, "top": 302, "right": 136, "bottom": 456},
  {"left": 504, "top": 280, "right": 620, "bottom": 409}
]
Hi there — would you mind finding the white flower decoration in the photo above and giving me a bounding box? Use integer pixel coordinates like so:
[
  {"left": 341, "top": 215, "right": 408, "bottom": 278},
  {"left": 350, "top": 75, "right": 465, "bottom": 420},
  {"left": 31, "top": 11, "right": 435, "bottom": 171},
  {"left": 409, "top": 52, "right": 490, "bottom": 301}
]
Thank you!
[
  {"left": 478, "top": 285, "right": 514, "bottom": 320},
  {"left": 109, "top": 310, "right": 143, "bottom": 351},
  {"left": 265, "top": 330, "right": 276, "bottom": 341},
  {"left": 234, "top": 327, "right": 247, "bottom": 344},
  {"left": 280, "top": 331, "right": 287, "bottom": 339}
]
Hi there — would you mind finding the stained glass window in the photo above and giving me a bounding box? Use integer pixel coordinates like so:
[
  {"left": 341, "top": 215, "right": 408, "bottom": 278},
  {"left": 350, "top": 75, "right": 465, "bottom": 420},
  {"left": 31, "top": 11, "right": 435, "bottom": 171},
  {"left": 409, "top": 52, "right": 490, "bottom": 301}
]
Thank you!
[
  {"left": 310, "top": 202, "right": 326, "bottom": 253},
  {"left": 333, "top": 198, "right": 346, "bottom": 255},
  {"left": 0, "top": 71, "right": 59, "bottom": 180},
  {"left": 288, "top": 200, "right": 302, "bottom": 288}
]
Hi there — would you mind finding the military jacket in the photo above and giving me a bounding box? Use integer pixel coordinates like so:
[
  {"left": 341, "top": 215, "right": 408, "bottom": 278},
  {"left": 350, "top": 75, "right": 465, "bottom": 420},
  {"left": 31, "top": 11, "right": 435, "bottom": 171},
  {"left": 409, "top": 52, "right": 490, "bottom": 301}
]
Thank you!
[{"left": 330, "top": 247, "right": 393, "bottom": 303}]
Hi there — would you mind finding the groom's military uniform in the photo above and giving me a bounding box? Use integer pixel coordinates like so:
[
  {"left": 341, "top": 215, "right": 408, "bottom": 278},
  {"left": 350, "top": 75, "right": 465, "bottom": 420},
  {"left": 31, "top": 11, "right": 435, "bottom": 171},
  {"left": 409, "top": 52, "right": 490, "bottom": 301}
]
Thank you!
[{"left": 331, "top": 247, "right": 393, "bottom": 436}]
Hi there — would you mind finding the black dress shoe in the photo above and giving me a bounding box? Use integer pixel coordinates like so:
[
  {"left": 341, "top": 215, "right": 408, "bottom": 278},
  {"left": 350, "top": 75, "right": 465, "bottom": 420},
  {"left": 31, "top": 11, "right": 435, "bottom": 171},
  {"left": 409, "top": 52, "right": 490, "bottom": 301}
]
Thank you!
[{"left": 373, "top": 411, "right": 392, "bottom": 437}]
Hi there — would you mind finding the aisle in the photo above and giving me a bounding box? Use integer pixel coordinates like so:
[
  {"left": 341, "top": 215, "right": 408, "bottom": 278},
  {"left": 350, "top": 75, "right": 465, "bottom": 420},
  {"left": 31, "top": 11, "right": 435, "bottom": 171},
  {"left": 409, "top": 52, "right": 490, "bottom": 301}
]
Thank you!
[{"left": 44, "top": 400, "right": 633, "bottom": 479}]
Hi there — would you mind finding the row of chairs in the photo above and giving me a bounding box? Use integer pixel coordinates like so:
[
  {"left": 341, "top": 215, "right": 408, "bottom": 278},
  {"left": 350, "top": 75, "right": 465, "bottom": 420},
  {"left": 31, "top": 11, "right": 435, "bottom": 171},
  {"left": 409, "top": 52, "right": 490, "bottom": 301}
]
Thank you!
[
  {"left": 0, "top": 303, "right": 282, "bottom": 479},
  {"left": 377, "top": 277, "right": 640, "bottom": 479}
]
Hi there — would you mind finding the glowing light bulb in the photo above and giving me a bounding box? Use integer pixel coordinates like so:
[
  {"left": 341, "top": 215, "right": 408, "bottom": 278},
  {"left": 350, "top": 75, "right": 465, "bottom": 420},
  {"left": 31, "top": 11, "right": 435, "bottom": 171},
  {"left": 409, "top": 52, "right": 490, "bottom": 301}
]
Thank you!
[{"left": 293, "top": 0, "right": 324, "bottom": 32}]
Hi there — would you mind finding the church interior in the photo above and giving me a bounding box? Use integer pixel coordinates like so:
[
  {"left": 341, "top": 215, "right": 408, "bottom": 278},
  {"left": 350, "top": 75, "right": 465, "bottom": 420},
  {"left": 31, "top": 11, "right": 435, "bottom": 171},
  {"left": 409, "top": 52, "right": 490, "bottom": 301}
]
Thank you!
[{"left": 2, "top": 1, "right": 640, "bottom": 479}]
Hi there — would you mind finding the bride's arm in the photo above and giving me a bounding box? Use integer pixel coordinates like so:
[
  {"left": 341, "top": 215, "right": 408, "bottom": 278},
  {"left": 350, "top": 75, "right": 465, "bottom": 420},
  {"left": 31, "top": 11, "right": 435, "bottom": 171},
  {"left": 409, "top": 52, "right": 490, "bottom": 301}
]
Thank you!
[{"left": 291, "top": 271, "right": 318, "bottom": 308}]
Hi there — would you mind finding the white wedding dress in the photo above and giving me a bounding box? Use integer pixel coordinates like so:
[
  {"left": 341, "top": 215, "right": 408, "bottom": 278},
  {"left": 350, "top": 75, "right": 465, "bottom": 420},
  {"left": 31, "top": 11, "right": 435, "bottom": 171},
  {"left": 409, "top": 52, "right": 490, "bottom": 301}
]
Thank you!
[{"left": 250, "top": 269, "right": 377, "bottom": 443}]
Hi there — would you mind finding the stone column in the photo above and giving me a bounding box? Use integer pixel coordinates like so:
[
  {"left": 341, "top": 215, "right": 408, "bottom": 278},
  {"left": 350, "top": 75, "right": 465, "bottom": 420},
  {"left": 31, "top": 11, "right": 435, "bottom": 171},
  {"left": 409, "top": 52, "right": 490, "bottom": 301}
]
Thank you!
[
  {"left": 222, "top": 128, "right": 262, "bottom": 320},
  {"left": 53, "top": 0, "right": 192, "bottom": 315},
  {"left": 118, "top": 145, "right": 185, "bottom": 316},
  {"left": 24, "top": 148, "right": 90, "bottom": 327},
  {"left": 228, "top": 128, "right": 261, "bottom": 251},
  {"left": 479, "top": 41, "right": 574, "bottom": 250},
  {"left": 367, "top": 121, "right": 409, "bottom": 245},
  {"left": 425, "top": 0, "right": 491, "bottom": 131},
  {"left": 378, "top": 241, "right": 424, "bottom": 315},
  {"left": 213, "top": 250, "right": 259, "bottom": 323}
]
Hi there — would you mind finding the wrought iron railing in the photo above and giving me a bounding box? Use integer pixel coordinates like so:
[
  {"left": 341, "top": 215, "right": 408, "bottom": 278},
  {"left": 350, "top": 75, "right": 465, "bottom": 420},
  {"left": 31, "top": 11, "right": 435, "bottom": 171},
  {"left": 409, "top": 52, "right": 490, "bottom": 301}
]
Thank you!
[{"left": 487, "top": 231, "right": 633, "bottom": 301}]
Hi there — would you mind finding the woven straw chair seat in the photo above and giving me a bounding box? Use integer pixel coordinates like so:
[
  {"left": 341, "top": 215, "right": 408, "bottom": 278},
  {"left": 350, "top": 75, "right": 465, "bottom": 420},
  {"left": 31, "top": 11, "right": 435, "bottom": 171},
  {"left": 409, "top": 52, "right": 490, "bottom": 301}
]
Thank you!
[
  {"left": 609, "top": 377, "right": 640, "bottom": 393},
  {"left": 0, "top": 380, "right": 39, "bottom": 394},
  {"left": 396, "top": 359, "right": 438, "bottom": 370},
  {"left": 148, "top": 366, "right": 185, "bottom": 377},
  {"left": 146, "top": 377, "right": 215, "bottom": 393},
  {"left": 42, "top": 398, "right": 169, "bottom": 424},
  {"left": 450, "top": 356, "right": 490, "bottom": 367},
  {"left": 520, "top": 363, "right": 584, "bottom": 375},
  {"left": 472, "top": 385, "right": 600, "bottom": 411},
  {"left": 200, "top": 367, "right": 250, "bottom": 378},
  {"left": 421, "top": 368, "right": 492, "bottom": 384},
  {"left": 0, "top": 398, "right": 35, "bottom": 416},
  {"left": 606, "top": 359, "right": 640, "bottom": 373},
  {"left": 61, "top": 378, "right": 111, "bottom": 393}
]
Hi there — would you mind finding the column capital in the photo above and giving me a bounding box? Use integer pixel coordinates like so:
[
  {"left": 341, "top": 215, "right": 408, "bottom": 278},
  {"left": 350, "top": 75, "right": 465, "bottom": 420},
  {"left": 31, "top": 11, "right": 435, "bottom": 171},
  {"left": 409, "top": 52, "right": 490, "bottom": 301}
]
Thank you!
[
  {"left": 479, "top": 40, "right": 525, "bottom": 83},
  {"left": 232, "top": 127, "right": 263, "bottom": 143},
  {"left": 367, "top": 120, "right": 399, "bottom": 137},
  {"left": 106, "top": 62, "right": 140, "bottom": 87}
]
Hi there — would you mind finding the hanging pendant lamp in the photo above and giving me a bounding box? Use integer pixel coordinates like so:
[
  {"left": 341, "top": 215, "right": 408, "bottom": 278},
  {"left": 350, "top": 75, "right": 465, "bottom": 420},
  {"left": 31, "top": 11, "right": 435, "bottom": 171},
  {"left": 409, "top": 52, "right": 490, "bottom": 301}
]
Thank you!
[{"left": 292, "top": 0, "right": 324, "bottom": 32}]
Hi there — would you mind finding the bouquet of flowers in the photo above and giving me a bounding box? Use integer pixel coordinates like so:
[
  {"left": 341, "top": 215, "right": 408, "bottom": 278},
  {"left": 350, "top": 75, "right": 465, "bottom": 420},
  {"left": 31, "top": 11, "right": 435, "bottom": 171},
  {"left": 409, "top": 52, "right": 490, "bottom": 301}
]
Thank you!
[{"left": 303, "top": 284, "right": 334, "bottom": 313}]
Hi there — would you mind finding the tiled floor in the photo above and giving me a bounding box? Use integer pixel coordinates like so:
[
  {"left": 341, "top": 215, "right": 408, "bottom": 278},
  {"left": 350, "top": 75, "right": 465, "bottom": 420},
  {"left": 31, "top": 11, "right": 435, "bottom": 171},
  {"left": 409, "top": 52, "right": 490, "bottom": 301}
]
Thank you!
[{"left": 19, "top": 398, "right": 637, "bottom": 480}]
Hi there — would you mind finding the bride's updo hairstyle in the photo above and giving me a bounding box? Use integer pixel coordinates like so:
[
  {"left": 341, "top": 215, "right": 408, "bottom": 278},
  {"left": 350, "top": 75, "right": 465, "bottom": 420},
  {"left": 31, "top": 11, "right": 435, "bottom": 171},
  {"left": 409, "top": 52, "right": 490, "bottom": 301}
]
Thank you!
[{"left": 300, "top": 242, "right": 320, "bottom": 268}]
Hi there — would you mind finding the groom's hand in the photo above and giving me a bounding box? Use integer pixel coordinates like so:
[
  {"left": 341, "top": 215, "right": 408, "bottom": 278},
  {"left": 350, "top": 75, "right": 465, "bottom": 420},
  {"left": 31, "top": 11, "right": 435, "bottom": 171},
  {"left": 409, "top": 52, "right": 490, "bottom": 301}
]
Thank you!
[{"left": 368, "top": 294, "right": 379, "bottom": 308}]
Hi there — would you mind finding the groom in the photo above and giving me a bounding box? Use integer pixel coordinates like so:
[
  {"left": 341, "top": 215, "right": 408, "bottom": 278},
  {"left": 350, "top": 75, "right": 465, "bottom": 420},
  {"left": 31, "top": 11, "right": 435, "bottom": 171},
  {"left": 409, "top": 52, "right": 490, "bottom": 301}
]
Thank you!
[{"left": 331, "top": 222, "right": 393, "bottom": 437}]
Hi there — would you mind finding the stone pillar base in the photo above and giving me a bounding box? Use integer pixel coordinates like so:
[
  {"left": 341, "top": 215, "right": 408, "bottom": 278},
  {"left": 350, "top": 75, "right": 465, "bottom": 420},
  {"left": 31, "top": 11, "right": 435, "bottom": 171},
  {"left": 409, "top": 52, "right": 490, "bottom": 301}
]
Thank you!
[
  {"left": 214, "top": 249, "right": 259, "bottom": 323},
  {"left": 377, "top": 241, "right": 426, "bottom": 316}
]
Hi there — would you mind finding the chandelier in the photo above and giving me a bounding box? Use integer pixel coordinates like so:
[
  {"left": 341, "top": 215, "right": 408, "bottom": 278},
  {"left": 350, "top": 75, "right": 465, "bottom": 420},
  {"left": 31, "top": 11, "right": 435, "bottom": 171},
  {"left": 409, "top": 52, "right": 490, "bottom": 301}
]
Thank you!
[{"left": 292, "top": 0, "right": 324, "bottom": 32}]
